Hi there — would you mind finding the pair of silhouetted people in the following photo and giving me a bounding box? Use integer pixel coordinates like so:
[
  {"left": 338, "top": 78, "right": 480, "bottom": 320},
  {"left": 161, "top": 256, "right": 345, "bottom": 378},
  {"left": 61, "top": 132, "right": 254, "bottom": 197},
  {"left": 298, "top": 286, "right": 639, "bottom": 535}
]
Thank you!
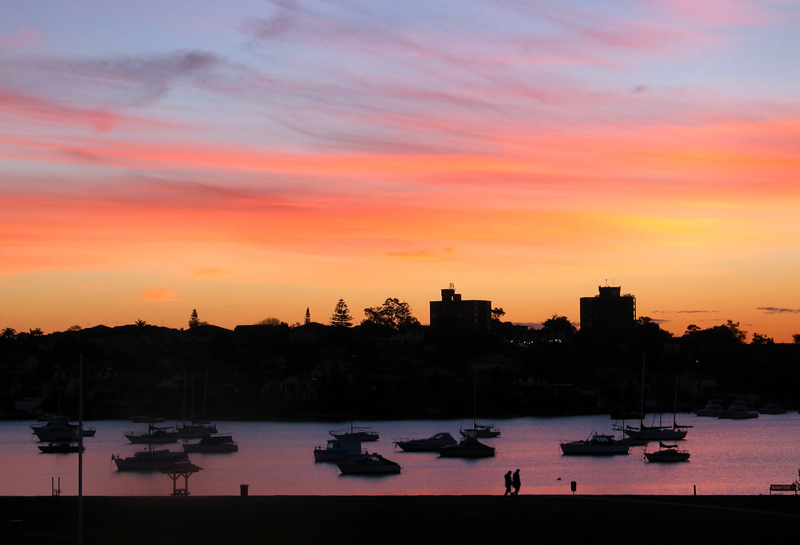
[{"left": 503, "top": 469, "right": 521, "bottom": 496}]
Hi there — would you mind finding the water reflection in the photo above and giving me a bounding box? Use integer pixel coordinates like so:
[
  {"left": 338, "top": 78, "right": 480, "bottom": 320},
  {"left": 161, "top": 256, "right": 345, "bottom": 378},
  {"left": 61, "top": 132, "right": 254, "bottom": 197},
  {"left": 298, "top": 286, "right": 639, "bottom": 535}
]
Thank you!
[{"left": 1, "top": 414, "right": 797, "bottom": 496}]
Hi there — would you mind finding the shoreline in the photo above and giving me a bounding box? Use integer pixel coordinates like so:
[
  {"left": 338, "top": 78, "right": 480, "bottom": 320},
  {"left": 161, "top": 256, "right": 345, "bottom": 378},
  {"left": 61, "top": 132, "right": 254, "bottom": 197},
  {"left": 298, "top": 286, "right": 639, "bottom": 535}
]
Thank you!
[{"left": 3, "top": 494, "right": 800, "bottom": 544}]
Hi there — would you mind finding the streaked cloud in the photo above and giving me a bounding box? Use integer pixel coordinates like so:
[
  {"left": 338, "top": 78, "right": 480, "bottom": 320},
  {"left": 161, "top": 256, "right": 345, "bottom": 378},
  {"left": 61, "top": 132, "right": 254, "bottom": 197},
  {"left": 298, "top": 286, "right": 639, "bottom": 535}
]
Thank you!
[
  {"left": 0, "top": 0, "right": 799, "bottom": 341},
  {"left": 652, "top": 310, "right": 720, "bottom": 314},
  {"left": 758, "top": 307, "right": 800, "bottom": 314}
]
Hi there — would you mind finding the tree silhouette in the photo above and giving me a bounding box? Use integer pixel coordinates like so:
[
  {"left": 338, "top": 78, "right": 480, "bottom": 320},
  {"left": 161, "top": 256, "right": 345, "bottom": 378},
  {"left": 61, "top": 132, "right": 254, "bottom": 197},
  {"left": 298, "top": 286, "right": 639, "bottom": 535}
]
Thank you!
[
  {"left": 188, "top": 309, "right": 200, "bottom": 329},
  {"left": 256, "top": 317, "right": 285, "bottom": 326},
  {"left": 751, "top": 332, "right": 774, "bottom": 345},
  {"left": 330, "top": 298, "right": 353, "bottom": 327},
  {"left": 723, "top": 320, "right": 747, "bottom": 343},
  {"left": 541, "top": 314, "right": 576, "bottom": 338},
  {"left": 362, "top": 298, "right": 420, "bottom": 329},
  {"left": 304, "top": 307, "right": 311, "bottom": 325}
]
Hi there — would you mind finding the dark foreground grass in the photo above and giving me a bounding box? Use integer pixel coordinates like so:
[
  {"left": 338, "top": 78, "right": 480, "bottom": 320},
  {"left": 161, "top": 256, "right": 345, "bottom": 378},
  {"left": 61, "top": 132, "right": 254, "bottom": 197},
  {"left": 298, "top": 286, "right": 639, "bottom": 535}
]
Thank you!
[{"left": 3, "top": 495, "right": 800, "bottom": 544}]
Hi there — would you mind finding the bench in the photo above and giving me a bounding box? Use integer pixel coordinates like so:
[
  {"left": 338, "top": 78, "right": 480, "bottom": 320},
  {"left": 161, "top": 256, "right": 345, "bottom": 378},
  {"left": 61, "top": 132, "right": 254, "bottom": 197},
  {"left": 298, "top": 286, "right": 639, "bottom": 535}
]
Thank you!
[{"left": 769, "top": 483, "right": 797, "bottom": 495}]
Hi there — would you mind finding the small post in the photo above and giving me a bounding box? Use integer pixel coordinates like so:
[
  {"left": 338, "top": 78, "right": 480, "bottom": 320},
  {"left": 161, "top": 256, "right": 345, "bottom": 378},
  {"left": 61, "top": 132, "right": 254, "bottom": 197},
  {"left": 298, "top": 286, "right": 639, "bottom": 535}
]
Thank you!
[
  {"left": 570, "top": 481, "right": 577, "bottom": 496},
  {"left": 693, "top": 484, "right": 697, "bottom": 496},
  {"left": 240, "top": 483, "right": 249, "bottom": 497}
]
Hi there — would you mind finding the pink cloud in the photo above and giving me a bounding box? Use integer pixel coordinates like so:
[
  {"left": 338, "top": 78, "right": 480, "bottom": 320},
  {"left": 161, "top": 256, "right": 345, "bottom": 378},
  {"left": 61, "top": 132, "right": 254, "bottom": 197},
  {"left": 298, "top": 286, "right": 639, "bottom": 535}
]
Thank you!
[
  {"left": 0, "top": 27, "right": 45, "bottom": 51},
  {"left": 0, "top": 88, "right": 119, "bottom": 132},
  {"left": 655, "top": 0, "right": 776, "bottom": 25}
]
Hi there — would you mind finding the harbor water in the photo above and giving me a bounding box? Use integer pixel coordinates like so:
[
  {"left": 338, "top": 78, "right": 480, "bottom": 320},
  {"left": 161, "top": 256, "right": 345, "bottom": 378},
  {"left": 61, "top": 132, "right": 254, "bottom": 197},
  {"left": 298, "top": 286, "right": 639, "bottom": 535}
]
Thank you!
[{"left": 1, "top": 413, "right": 798, "bottom": 497}]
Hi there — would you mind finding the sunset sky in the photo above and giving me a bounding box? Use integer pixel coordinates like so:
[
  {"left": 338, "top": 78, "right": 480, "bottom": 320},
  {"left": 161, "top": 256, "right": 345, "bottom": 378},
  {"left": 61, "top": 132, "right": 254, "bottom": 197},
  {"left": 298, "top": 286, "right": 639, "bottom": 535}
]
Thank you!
[{"left": 1, "top": 1, "right": 799, "bottom": 341}]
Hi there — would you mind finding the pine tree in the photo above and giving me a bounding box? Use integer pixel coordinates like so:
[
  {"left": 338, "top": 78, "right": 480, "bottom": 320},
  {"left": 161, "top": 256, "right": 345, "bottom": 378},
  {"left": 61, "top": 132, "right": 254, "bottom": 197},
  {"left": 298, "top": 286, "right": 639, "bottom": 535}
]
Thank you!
[
  {"left": 304, "top": 307, "right": 311, "bottom": 325},
  {"left": 330, "top": 298, "right": 353, "bottom": 327},
  {"left": 188, "top": 309, "right": 200, "bottom": 329}
]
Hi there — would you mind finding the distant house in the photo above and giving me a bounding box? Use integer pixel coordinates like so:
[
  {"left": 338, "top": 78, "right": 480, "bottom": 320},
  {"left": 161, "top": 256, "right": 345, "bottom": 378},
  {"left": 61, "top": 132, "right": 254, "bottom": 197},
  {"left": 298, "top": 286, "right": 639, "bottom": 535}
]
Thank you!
[
  {"left": 429, "top": 285, "right": 492, "bottom": 330},
  {"left": 579, "top": 285, "right": 636, "bottom": 335},
  {"left": 260, "top": 375, "right": 316, "bottom": 404}
]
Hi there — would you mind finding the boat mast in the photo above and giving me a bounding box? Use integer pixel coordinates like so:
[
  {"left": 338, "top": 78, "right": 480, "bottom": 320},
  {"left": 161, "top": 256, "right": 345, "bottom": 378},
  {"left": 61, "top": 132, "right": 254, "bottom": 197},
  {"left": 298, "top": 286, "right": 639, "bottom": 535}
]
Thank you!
[
  {"left": 672, "top": 375, "right": 678, "bottom": 429},
  {"left": 202, "top": 365, "right": 209, "bottom": 422},
  {"left": 472, "top": 371, "right": 478, "bottom": 428},
  {"left": 639, "top": 354, "right": 645, "bottom": 430},
  {"left": 182, "top": 369, "right": 187, "bottom": 425}
]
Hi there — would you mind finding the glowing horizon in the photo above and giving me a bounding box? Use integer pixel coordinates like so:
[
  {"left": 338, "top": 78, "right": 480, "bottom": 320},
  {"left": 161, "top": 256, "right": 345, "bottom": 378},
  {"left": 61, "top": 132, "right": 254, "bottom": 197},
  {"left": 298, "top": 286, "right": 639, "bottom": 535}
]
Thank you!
[{"left": 1, "top": 1, "right": 799, "bottom": 341}]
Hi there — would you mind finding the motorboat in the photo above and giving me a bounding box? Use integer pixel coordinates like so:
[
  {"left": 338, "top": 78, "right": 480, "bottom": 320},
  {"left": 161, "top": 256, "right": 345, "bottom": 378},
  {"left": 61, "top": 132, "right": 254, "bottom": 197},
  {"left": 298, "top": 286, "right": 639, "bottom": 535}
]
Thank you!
[
  {"left": 644, "top": 442, "right": 690, "bottom": 463},
  {"left": 124, "top": 425, "right": 180, "bottom": 444},
  {"left": 31, "top": 421, "right": 80, "bottom": 442},
  {"left": 337, "top": 453, "right": 401, "bottom": 475},
  {"left": 718, "top": 401, "right": 758, "bottom": 419},
  {"left": 314, "top": 439, "right": 368, "bottom": 462},
  {"left": 31, "top": 418, "right": 94, "bottom": 441},
  {"left": 695, "top": 399, "right": 724, "bottom": 417},
  {"left": 393, "top": 432, "right": 457, "bottom": 452},
  {"left": 37, "top": 442, "right": 84, "bottom": 453},
  {"left": 438, "top": 436, "right": 495, "bottom": 458},
  {"left": 759, "top": 403, "right": 786, "bottom": 415},
  {"left": 330, "top": 422, "right": 379, "bottom": 442},
  {"left": 112, "top": 448, "right": 189, "bottom": 471},
  {"left": 459, "top": 422, "right": 501, "bottom": 439},
  {"left": 182, "top": 434, "right": 238, "bottom": 453},
  {"left": 560, "top": 433, "right": 629, "bottom": 455}
]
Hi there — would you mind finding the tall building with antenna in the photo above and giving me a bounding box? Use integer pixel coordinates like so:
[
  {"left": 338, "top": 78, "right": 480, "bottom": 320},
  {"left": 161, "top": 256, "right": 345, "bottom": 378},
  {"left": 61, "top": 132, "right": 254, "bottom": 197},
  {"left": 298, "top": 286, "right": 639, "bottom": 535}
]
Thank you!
[
  {"left": 429, "top": 284, "right": 492, "bottom": 330},
  {"left": 579, "top": 284, "right": 636, "bottom": 335}
]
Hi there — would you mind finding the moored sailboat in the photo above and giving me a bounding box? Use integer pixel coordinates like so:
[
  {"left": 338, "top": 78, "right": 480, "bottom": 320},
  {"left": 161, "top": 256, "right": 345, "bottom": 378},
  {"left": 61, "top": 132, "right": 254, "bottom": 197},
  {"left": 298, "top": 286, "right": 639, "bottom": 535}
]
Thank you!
[
  {"left": 625, "top": 366, "right": 689, "bottom": 442},
  {"left": 644, "top": 442, "right": 690, "bottom": 463},
  {"left": 460, "top": 374, "right": 500, "bottom": 438},
  {"left": 124, "top": 425, "right": 180, "bottom": 444},
  {"left": 330, "top": 421, "right": 379, "bottom": 442}
]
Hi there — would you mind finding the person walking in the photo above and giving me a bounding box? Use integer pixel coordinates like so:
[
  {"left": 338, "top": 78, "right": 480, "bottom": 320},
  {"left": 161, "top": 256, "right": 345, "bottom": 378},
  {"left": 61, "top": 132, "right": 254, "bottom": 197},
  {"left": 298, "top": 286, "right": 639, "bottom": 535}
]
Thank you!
[
  {"left": 503, "top": 470, "right": 513, "bottom": 496},
  {"left": 512, "top": 469, "right": 521, "bottom": 495}
]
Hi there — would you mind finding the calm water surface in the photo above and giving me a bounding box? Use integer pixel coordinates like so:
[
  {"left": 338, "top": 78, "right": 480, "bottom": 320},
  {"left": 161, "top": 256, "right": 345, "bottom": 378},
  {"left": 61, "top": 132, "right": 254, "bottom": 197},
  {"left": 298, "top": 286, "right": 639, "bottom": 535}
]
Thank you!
[{"left": 2, "top": 414, "right": 798, "bottom": 496}]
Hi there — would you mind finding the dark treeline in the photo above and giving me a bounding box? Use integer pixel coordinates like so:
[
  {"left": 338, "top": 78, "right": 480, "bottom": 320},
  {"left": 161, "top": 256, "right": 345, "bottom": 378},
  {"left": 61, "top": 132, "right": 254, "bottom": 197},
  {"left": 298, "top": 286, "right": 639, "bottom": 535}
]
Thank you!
[{"left": 2, "top": 316, "right": 800, "bottom": 421}]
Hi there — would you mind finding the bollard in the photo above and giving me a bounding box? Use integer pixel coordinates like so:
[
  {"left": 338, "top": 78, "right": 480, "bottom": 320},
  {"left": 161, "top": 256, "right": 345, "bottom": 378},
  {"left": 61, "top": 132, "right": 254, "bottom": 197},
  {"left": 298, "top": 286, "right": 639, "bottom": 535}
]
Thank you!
[
  {"left": 570, "top": 481, "right": 577, "bottom": 495},
  {"left": 240, "top": 483, "right": 249, "bottom": 497}
]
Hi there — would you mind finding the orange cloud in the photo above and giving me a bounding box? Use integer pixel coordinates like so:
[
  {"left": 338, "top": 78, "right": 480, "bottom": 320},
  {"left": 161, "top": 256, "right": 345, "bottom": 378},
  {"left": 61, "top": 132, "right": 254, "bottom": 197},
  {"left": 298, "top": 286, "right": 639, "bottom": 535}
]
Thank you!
[{"left": 142, "top": 287, "right": 180, "bottom": 302}]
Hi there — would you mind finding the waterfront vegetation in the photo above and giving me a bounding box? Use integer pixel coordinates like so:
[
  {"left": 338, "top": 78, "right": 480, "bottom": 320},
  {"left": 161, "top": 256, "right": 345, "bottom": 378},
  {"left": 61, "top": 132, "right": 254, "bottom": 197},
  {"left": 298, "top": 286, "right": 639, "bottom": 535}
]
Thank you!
[{"left": 1, "top": 314, "right": 799, "bottom": 421}]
